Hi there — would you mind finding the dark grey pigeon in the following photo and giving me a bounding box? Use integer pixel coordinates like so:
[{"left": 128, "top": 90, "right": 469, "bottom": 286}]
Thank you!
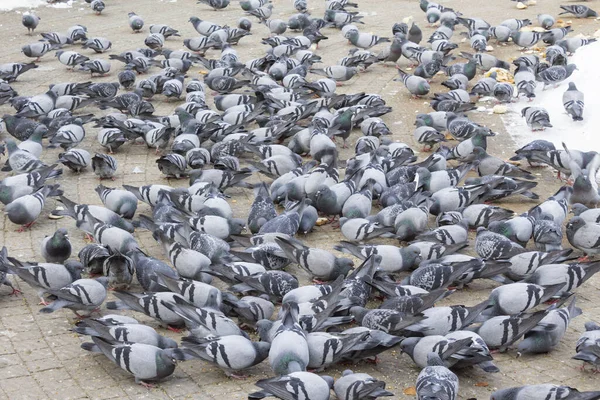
[
  {"left": 103, "top": 251, "right": 134, "bottom": 290},
  {"left": 41, "top": 228, "right": 72, "bottom": 263},
  {"left": 350, "top": 306, "right": 426, "bottom": 335},
  {"left": 248, "top": 183, "right": 277, "bottom": 234},
  {"left": 475, "top": 227, "right": 525, "bottom": 260},
  {"left": 231, "top": 270, "right": 299, "bottom": 301},
  {"left": 22, "top": 13, "right": 40, "bottom": 35}
]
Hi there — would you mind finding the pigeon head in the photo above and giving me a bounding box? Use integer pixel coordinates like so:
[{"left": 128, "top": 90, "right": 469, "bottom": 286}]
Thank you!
[
  {"left": 517, "top": 336, "right": 545, "bottom": 355},
  {"left": 335, "top": 257, "right": 355, "bottom": 276},
  {"left": 321, "top": 375, "right": 335, "bottom": 389},
  {"left": 159, "top": 336, "right": 179, "bottom": 350},
  {"left": 255, "top": 319, "right": 274, "bottom": 342},
  {"left": 399, "top": 337, "right": 420, "bottom": 356},
  {"left": 566, "top": 216, "right": 587, "bottom": 233},
  {"left": 426, "top": 351, "right": 445, "bottom": 366}
]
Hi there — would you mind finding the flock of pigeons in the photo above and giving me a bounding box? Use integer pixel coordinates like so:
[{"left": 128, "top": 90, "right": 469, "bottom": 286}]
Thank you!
[{"left": 1, "top": 0, "right": 600, "bottom": 398}]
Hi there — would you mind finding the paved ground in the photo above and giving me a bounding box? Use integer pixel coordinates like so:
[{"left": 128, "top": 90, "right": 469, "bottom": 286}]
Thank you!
[{"left": 0, "top": 0, "right": 600, "bottom": 399}]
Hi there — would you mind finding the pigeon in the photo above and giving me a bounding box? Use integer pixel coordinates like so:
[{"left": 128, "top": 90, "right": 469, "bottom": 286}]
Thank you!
[
  {"left": 339, "top": 217, "right": 393, "bottom": 242},
  {"left": 345, "top": 29, "right": 390, "bottom": 49},
  {"left": 333, "top": 370, "right": 393, "bottom": 400},
  {"left": 41, "top": 228, "right": 71, "bottom": 263},
  {"left": 181, "top": 335, "right": 269, "bottom": 378},
  {"left": 95, "top": 185, "right": 138, "bottom": 219},
  {"left": 521, "top": 107, "right": 552, "bottom": 131},
  {"left": 269, "top": 302, "right": 310, "bottom": 375},
  {"left": 538, "top": 64, "right": 577, "bottom": 89},
  {"left": 491, "top": 385, "right": 600, "bottom": 400},
  {"left": 78, "top": 243, "right": 111, "bottom": 275},
  {"left": 90, "top": 0, "right": 105, "bottom": 14},
  {"left": 483, "top": 282, "right": 564, "bottom": 317},
  {"left": 73, "top": 319, "right": 177, "bottom": 349},
  {"left": 40, "top": 277, "right": 108, "bottom": 316},
  {"left": 22, "top": 13, "right": 40, "bottom": 35},
  {"left": 103, "top": 251, "right": 135, "bottom": 290},
  {"left": 6, "top": 256, "right": 83, "bottom": 302},
  {"left": 128, "top": 12, "right": 144, "bottom": 32},
  {"left": 81, "top": 337, "right": 186, "bottom": 386},
  {"left": 56, "top": 51, "right": 90, "bottom": 69},
  {"left": 559, "top": 5, "right": 598, "bottom": 18},
  {"left": 58, "top": 148, "right": 92, "bottom": 172},
  {"left": 416, "top": 353, "right": 459, "bottom": 400},
  {"left": 517, "top": 296, "right": 581, "bottom": 355},
  {"left": 395, "top": 69, "right": 430, "bottom": 97},
  {"left": 334, "top": 242, "right": 422, "bottom": 273},
  {"left": 474, "top": 310, "right": 549, "bottom": 351},
  {"left": 82, "top": 37, "right": 112, "bottom": 53},
  {"left": 566, "top": 217, "right": 600, "bottom": 257},
  {"left": 249, "top": 372, "right": 334, "bottom": 400},
  {"left": 21, "top": 42, "right": 58, "bottom": 61},
  {"left": 5, "top": 185, "right": 62, "bottom": 230},
  {"left": 310, "top": 66, "right": 358, "bottom": 83},
  {"left": 563, "top": 82, "right": 584, "bottom": 121},
  {"left": 107, "top": 291, "right": 186, "bottom": 329},
  {"left": 275, "top": 238, "right": 354, "bottom": 282},
  {"left": 92, "top": 153, "right": 118, "bottom": 179},
  {"left": 198, "top": 0, "right": 230, "bottom": 10}
]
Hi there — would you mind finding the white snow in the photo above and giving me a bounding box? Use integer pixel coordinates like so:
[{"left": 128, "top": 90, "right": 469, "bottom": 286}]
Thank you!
[
  {"left": 0, "top": 0, "right": 72, "bottom": 11},
  {"left": 504, "top": 41, "right": 600, "bottom": 152}
]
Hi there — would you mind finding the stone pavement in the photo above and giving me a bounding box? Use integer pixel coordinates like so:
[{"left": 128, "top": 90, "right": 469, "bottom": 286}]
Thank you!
[{"left": 0, "top": 0, "right": 599, "bottom": 399}]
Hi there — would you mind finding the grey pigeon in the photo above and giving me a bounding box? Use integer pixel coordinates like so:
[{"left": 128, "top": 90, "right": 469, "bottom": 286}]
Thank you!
[
  {"left": 521, "top": 107, "right": 552, "bottom": 131},
  {"left": 491, "top": 385, "right": 600, "bottom": 400},
  {"left": 181, "top": 335, "right": 269, "bottom": 378},
  {"left": 416, "top": 353, "right": 459, "bottom": 400},
  {"left": 474, "top": 310, "right": 548, "bottom": 351},
  {"left": 5, "top": 184, "right": 61, "bottom": 230},
  {"left": 78, "top": 243, "right": 110, "bottom": 275},
  {"left": 470, "top": 147, "right": 535, "bottom": 179},
  {"left": 6, "top": 139, "right": 47, "bottom": 173},
  {"left": 128, "top": 12, "right": 144, "bottom": 32},
  {"left": 350, "top": 306, "right": 425, "bottom": 335},
  {"left": 6, "top": 256, "right": 82, "bottom": 302},
  {"left": 559, "top": 5, "right": 598, "bottom": 18},
  {"left": 82, "top": 337, "right": 185, "bottom": 387},
  {"left": 73, "top": 319, "right": 177, "bottom": 349},
  {"left": 107, "top": 291, "right": 186, "bottom": 329},
  {"left": 525, "top": 262, "right": 600, "bottom": 296},
  {"left": 483, "top": 282, "right": 564, "bottom": 317},
  {"left": 249, "top": 372, "right": 333, "bottom": 400},
  {"left": 511, "top": 31, "right": 542, "bottom": 48},
  {"left": 310, "top": 65, "right": 358, "bottom": 82},
  {"left": 248, "top": 183, "right": 277, "bottom": 234},
  {"left": 334, "top": 241, "right": 422, "bottom": 273},
  {"left": 563, "top": 82, "right": 584, "bottom": 121},
  {"left": 269, "top": 302, "right": 309, "bottom": 375},
  {"left": 41, "top": 228, "right": 71, "bottom": 263},
  {"left": 22, "top": 13, "right": 40, "bottom": 35},
  {"left": 92, "top": 153, "right": 118, "bottom": 179},
  {"left": 231, "top": 270, "right": 299, "bottom": 301},
  {"left": 395, "top": 69, "right": 430, "bottom": 97},
  {"left": 276, "top": 238, "right": 354, "bottom": 282},
  {"left": 40, "top": 277, "right": 108, "bottom": 316},
  {"left": 306, "top": 330, "right": 370, "bottom": 370},
  {"left": 334, "top": 369, "right": 393, "bottom": 400},
  {"left": 406, "top": 300, "right": 490, "bottom": 336},
  {"left": 339, "top": 217, "right": 393, "bottom": 242},
  {"left": 95, "top": 184, "right": 138, "bottom": 219},
  {"left": 59, "top": 148, "right": 92, "bottom": 172},
  {"left": 538, "top": 64, "right": 577, "bottom": 89},
  {"left": 517, "top": 296, "right": 581, "bottom": 355},
  {"left": 566, "top": 217, "right": 600, "bottom": 256},
  {"left": 346, "top": 29, "right": 390, "bottom": 49}
]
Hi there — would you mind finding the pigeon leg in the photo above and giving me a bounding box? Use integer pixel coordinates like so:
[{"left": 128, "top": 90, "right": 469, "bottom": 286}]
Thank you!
[
  {"left": 167, "top": 325, "right": 183, "bottom": 333},
  {"left": 364, "top": 356, "right": 379, "bottom": 365},
  {"left": 138, "top": 380, "right": 156, "bottom": 389},
  {"left": 578, "top": 255, "right": 591, "bottom": 263},
  {"left": 83, "top": 233, "right": 95, "bottom": 243},
  {"left": 9, "top": 288, "right": 21, "bottom": 296},
  {"left": 38, "top": 298, "right": 50, "bottom": 306},
  {"left": 312, "top": 278, "right": 327, "bottom": 285}
]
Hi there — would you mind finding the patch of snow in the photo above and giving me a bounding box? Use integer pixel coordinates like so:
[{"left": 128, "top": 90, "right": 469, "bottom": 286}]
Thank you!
[
  {"left": 0, "top": 0, "right": 73, "bottom": 11},
  {"left": 505, "top": 41, "right": 600, "bottom": 152}
]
